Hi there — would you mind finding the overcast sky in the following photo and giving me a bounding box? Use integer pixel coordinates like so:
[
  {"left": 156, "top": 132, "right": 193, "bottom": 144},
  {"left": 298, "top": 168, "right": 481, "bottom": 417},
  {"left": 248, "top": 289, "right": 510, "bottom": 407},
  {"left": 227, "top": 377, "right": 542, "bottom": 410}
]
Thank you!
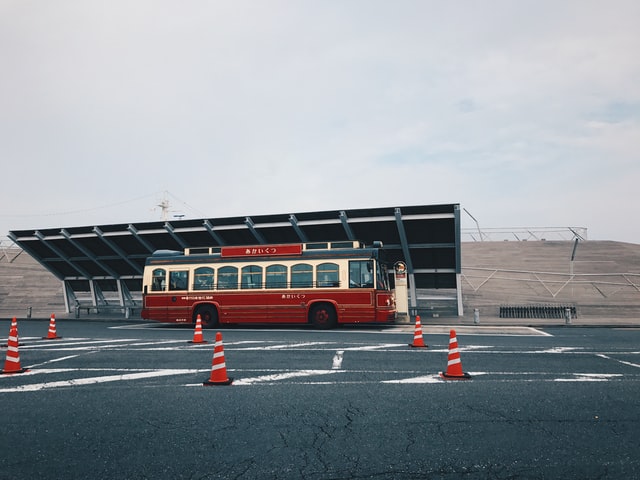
[{"left": 1, "top": 1, "right": 639, "bottom": 243}]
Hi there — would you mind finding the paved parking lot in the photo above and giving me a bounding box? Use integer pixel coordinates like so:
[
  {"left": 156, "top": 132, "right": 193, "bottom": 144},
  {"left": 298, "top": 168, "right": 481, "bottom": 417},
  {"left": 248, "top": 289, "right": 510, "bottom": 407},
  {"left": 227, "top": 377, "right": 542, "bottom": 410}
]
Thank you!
[{"left": 1, "top": 319, "right": 639, "bottom": 479}]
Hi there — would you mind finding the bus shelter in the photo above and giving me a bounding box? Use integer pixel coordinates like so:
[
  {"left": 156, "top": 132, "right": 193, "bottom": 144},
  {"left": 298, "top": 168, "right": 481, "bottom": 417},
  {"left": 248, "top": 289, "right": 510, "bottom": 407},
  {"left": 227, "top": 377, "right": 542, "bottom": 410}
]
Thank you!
[{"left": 8, "top": 203, "right": 461, "bottom": 318}]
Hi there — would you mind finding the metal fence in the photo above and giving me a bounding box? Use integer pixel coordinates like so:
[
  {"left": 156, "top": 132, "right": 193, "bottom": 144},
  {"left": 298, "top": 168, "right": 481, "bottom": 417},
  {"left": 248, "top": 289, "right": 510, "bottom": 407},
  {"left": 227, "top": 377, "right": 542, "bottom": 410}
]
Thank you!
[
  {"left": 463, "top": 267, "right": 640, "bottom": 303},
  {"left": 461, "top": 227, "right": 587, "bottom": 242}
]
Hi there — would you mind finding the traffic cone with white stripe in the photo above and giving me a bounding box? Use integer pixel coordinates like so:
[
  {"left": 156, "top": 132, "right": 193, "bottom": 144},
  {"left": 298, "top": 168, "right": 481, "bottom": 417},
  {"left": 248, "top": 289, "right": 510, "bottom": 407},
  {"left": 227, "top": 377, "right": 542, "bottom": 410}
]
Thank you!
[
  {"left": 408, "top": 315, "right": 427, "bottom": 348},
  {"left": 2, "top": 319, "right": 29, "bottom": 374},
  {"left": 43, "top": 313, "right": 62, "bottom": 340},
  {"left": 439, "top": 329, "right": 471, "bottom": 380},
  {"left": 188, "top": 314, "right": 207, "bottom": 344},
  {"left": 3, "top": 317, "right": 18, "bottom": 348},
  {"left": 203, "top": 332, "right": 233, "bottom": 386}
]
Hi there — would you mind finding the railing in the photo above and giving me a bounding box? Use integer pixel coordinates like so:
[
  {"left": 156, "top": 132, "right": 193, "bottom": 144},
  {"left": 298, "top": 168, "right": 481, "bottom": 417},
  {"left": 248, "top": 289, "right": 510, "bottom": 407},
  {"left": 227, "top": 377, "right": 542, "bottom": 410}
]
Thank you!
[
  {"left": 0, "top": 238, "right": 22, "bottom": 263},
  {"left": 463, "top": 267, "right": 640, "bottom": 301},
  {"left": 461, "top": 227, "right": 587, "bottom": 242},
  {"left": 499, "top": 304, "right": 577, "bottom": 319}
]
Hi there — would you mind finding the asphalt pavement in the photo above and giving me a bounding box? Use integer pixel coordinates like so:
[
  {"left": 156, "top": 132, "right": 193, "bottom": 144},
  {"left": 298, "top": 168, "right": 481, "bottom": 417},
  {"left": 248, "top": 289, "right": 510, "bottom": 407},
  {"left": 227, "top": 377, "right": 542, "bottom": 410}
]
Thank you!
[{"left": 1, "top": 319, "right": 639, "bottom": 479}]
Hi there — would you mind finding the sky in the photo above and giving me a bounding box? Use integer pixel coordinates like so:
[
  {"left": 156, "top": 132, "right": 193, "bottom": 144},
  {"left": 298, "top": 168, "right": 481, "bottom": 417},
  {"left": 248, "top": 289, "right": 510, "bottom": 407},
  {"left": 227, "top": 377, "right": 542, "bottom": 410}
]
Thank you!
[{"left": 1, "top": 1, "right": 639, "bottom": 244}]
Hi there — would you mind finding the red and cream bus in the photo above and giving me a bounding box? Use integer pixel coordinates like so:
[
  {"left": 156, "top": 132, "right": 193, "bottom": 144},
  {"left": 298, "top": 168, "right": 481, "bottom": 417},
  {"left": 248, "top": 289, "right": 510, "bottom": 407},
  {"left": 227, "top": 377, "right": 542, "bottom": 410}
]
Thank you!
[{"left": 141, "top": 241, "right": 396, "bottom": 329}]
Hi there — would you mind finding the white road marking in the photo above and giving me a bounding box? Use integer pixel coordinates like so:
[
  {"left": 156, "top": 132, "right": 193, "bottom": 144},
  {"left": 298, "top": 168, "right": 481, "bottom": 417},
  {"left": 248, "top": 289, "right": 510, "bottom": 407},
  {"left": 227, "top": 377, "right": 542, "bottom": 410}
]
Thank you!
[
  {"left": 596, "top": 354, "right": 640, "bottom": 369},
  {"left": 538, "top": 346, "right": 582, "bottom": 354},
  {"left": 21, "top": 339, "right": 138, "bottom": 349},
  {"left": 343, "top": 343, "right": 405, "bottom": 351},
  {"left": 0, "top": 369, "right": 202, "bottom": 393},
  {"left": 26, "top": 354, "right": 89, "bottom": 368},
  {"left": 107, "top": 323, "right": 551, "bottom": 336},
  {"left": 232, "top": 370, "right": 337, "bottom": 385},
  {"left": 382, "top": 375, "right": 443, "bottom": 384},
  {"left": 233, "top": 341, "right": 331, "bottom": 350},
  {"left": 554, "top": 373, "right": 624, "bottom": 382},
  {"left": 128, "top": 340, "right": 187, "bottom": 347}
]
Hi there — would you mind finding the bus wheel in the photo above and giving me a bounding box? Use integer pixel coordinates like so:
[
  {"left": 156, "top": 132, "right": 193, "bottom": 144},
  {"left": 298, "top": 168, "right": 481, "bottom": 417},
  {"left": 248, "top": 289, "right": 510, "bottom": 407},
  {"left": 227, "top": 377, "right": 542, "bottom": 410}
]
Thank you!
[
  {"left": 309, "top": 303, "right": 337, "bottom": 329},
  {"left": 195, "top": 306, "right": 218, "bottom": 328}
]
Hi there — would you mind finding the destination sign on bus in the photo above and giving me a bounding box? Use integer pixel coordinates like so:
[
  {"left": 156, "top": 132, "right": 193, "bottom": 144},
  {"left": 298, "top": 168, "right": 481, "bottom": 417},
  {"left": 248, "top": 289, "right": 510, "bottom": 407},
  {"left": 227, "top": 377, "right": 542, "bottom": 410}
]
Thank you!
[{"left": 220, "top": 244, "right": 303, "bottom": 258}]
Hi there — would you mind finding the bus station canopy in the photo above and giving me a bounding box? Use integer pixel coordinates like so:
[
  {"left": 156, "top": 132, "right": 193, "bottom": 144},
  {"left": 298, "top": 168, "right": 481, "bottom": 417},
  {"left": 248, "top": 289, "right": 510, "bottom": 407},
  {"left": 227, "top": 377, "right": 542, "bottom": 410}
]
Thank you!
[{"left": 9, "top": 203, "right": 461, "bottom": 308}]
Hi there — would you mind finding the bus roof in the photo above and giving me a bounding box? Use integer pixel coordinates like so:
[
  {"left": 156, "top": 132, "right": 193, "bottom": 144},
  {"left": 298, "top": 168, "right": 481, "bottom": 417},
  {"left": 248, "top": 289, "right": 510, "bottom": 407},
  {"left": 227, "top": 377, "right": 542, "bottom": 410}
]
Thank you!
[{"left": 145, "top": 241, "right": 385, "bottom": 266}]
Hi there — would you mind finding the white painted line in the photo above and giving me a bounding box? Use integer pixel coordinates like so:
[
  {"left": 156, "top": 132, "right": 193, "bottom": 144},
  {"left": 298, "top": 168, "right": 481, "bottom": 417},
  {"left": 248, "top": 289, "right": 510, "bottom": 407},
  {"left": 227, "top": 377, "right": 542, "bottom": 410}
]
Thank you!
[
  {"left": 538, "top": 347, "right": 582, "bottom": 354},
  {"left": 131, "top": 346, "right": 212, "bottom": 351},
  {"left": 109, "top": 323, "right": 161, "bottom": 329},
  {"left": 344, "top": 343, "right": 405, "bottom": 351},
  {"left": 382, "top": 375, "right": 443, "bottom": 384},
  {"left": 26, "top": 354, "right": 88, "bottom": 368},
  {"left": 596, "top": 354, "right": 640, "bottom": 369},
  {"left": 0, "top": 369, "right": 201, "bottom": 393},
  {"left": 232, "top": 369, "right": 337, "bottom": 385},
  {"left": 460, "top": 345, "right": 495, "bottom": 351},
  {"left": 419, "top": 325, "right": 553, "bottom": 336},
  {"left": 128, "top": 340, "right": 187, "bottom": 347},
  {"left": 109, "top": 323, "right": 551, "bottom": 336},
  {"left": 0, "top": 368, "right": 79, "bottom": 378},
  {"left": 21, "top": 339, "right": 138, "bottom": 349},
  {"left": 554, "top": 373, "right": 624, "bottom": 382},
  {"left": 234, "top": 342, "right": 331, "bottom": 350}
]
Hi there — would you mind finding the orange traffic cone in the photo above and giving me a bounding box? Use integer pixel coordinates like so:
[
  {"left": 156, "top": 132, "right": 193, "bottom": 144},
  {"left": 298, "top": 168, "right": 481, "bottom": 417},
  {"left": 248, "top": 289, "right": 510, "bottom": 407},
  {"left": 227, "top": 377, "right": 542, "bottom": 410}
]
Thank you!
[
  {"left": 188, "top": 314, "right": 207, "bottom": 344},
  {"left": 203, "top": 332, "right": 233, "bottom": 386},
  {"left": 2, "top": 320, "right": 29, "bottom": 374},
  {"left": 439, "top": 329, "right": 471, "bottom": 380},
  {"left": 409, "top": 315, "right": 428, "bottom": 348},
  {"left": 3, "top": 317, "right": 18, "bottom": 348},
  {"left": 43, "top": 313, "right": 62, "bottom": 340}
]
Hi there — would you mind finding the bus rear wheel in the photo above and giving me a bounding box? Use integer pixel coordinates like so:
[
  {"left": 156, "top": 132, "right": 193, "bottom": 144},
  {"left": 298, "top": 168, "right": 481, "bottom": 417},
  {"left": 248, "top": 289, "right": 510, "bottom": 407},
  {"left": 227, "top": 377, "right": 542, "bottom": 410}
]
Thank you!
[
  {"left": 309, "top": 303, "right": 337, "bottom": 329},
  {"left": 195, "top": 305, "right": 218, "bottom": 328}
]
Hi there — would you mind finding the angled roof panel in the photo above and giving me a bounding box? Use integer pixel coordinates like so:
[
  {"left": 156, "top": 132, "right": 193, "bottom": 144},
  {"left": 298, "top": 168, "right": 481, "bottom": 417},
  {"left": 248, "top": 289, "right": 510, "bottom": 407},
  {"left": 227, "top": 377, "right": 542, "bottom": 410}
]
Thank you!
[{"left": 9, "top": 204, "right": 461, "bottom": 285}]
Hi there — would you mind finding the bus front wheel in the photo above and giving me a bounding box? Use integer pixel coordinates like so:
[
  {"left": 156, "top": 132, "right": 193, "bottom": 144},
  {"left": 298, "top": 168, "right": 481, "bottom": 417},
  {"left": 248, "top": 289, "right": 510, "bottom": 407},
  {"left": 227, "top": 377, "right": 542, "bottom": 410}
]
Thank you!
[
  {"left": 195, "top": 305, "right": 218, "bottom": 328},
  {"left": 309, "top": 303, "right": 337, "bottom": 329}
]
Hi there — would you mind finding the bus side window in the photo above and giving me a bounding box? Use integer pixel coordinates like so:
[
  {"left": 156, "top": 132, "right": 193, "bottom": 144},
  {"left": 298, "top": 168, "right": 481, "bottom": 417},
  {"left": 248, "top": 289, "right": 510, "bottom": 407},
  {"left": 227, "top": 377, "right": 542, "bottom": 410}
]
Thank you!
[
  {"left": 317, "top": 262, "right": 339, "bottom": 287},
  {"left": 241, "top": 265, "right": 263, "bottom": 289},
  {"left": 194, "top": 267, "right": 214, "bottom": 290},
  {"left": 218, "top": 266, "right": 238, "bottom": 290},
  {"left": 266, "top": 264, "right": 287, "bottom": 289},
  {"left": 152, "top": 268, "right": 166, "bottom": 291},
  {"left": 291, "top": 263, "right": 313, "bottom": 288},
  {"left": 169, "top": 270, "right": 188, "bottom": 291}
]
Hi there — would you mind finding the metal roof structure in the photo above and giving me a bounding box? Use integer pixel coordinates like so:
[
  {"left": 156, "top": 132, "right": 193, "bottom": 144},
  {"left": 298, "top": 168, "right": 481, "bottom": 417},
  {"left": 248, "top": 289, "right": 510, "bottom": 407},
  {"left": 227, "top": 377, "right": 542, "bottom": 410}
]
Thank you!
[{"left": 9, "top": 203, "right": 461, "bottom": 315}]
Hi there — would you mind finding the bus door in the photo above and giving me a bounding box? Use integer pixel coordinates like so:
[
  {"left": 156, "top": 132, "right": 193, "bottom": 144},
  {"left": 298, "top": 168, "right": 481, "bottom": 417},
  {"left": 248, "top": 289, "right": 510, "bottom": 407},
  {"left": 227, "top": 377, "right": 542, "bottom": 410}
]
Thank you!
[
  {"left": 147, "top": 267, "right": 189, "bottom": 322},
  {"left": 145, "top": 268, "right": 169, "bottom": 322},
  {"left": 165, "top": 269, "right": 191, "bottom": 323},
  {"left": 347, "top": 260, "right": 376, "bottom": 322}
]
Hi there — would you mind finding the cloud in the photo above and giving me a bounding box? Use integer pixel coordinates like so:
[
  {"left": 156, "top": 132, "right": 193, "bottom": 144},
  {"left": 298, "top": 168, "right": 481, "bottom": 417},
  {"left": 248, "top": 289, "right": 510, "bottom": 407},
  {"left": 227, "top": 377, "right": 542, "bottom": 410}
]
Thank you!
[{"left": 0, "top": 1, "right": 639, "bottom": 243}]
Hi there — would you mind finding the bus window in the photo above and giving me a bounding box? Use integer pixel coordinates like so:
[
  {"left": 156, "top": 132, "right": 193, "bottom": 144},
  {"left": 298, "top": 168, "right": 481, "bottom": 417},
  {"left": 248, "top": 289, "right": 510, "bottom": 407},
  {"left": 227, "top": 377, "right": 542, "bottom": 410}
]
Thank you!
[
  {"left": 169, "top": 270, "right": 188, "bottom": 291},
  {"left": 152, "top": 268, "right": 166, "bottom": 291},
  {"left": 266, "top": 264, "right": 287, "bottom": 289},
  {"left": 241, "top": 265, "right": 263, "bottom": 289},
  {"left": 218, "top": 266, "right": 238, "bottom": 290},
  {"left": 349, "top": 260, "right": 374, "bottom": 288},
  {"left": 291, "top": 263, "right": 313, "bottom": 288},
  {"left": 194, "top": 267, "right": 214, "bottom": 290},
  {"left": 317, "top": 262, "right": 339, "bottom": 287}
]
